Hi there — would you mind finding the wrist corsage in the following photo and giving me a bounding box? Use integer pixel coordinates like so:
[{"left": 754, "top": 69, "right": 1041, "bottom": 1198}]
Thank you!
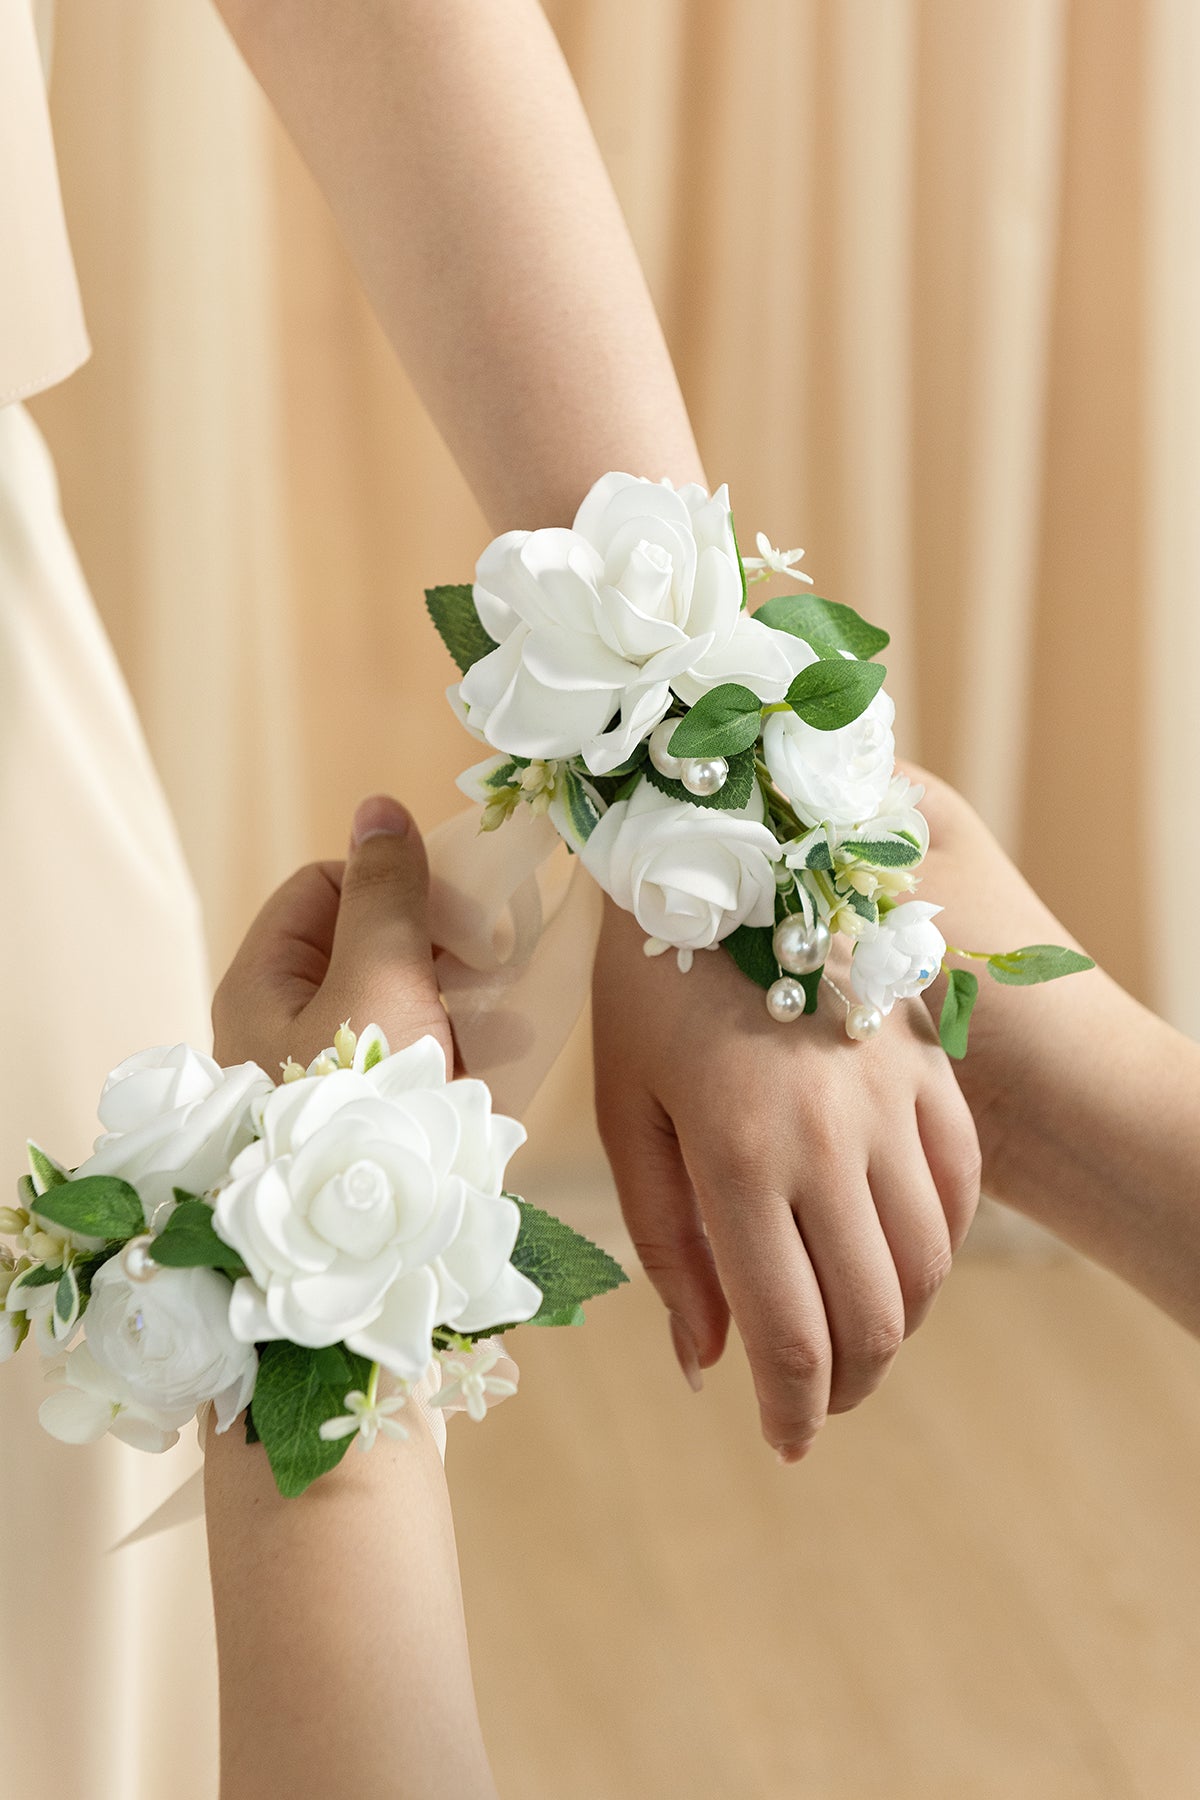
[
  {"left": 1, "top": 1026, "right": 625, "bottom": 1496},
  {"left": 428, "top": 471, "right": 1093, "bottom": 1055}
]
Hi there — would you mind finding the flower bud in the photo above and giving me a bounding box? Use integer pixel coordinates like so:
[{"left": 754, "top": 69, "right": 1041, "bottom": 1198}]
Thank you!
[
  {"left": 311, "top": 1054, "right": 338, "bottom": 1079},
  {"left": 280, "top": 1059, "right": 306, "bottom": 1084},
  {"left": 334, "top": 1022, "right": 357, "bottom": 1069},
  {"left": 27, "top": 1231, "right": 65, "bottom": 1265},
  {"left": 0, "top": 1207, "right": 29, "bottom": 1236}
]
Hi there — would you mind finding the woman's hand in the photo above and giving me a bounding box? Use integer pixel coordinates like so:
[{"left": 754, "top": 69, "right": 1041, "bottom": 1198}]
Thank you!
[
  {"left": 212, "top": 794, "right": 452, "bottom": 1072},
  {"left": 592, "top": 898, "right": 981, "bottom": 1462}
]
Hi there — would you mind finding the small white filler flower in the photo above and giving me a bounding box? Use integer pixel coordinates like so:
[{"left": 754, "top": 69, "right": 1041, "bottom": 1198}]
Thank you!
[
  {"left": 741, "top": 532, "right": 814, "bottom": 584},
  {"left": 429, "top": 1339, "right": 518, "bottom": 1423},
  {"left": 318, "top": 1383, "right": 410, "bottom": 1452}
]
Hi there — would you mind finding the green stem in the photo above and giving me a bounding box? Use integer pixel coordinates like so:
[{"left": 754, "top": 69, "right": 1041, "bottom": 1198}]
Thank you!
[
  {"left": 366, "top": 1360, "right": 381, "bottom": 1408},
  {"left": 944, "top": 945, "right": 998, "bottom": 963}
]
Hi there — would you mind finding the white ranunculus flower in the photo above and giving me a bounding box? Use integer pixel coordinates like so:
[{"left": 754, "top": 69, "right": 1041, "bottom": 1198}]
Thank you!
[
  {"left": 84, "top": 1258, "right": 257, "bottom": 1432},
  {"left": 214, "top": 1034, "right": 542, "bottom": 1382},
  {"left": 850, "top": 902, "right": 946, "bottom": 1015},
  {"left": 39, "top": 1343, "right": 194, "bottom": 1453},
  {"left": 458, "top": 472, "right": 810, "bottom": 776},
  {"left": 762, "top": 658, "right": 897, "bottom": 831},
  {"left": 74, "top": 1044, "right": 273, "bottom": 1217},
  {"left": 581, "top": 776, "right": 779, "bottom": 962}
]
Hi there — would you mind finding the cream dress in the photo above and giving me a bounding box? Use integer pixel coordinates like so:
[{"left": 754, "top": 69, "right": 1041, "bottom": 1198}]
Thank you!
[{"left": 1, "top": 3, "right": 218, "bottom": 1793}]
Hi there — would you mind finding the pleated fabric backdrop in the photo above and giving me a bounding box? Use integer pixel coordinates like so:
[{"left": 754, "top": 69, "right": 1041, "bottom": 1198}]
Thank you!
[{"left": 9, "top": 2, "right": 1199, "bottom": 1792}]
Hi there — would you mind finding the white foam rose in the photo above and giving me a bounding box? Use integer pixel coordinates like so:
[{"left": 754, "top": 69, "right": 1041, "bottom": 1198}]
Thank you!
[
  {"left": 73, "top": 1044, "right": 272, "bottom": 1216},
  {"left": 39, "top": 1342, "right": 193, "bottom": 1453},
  {"left": 762, "top": 648, "right": 897, "bottom": 832},
  {"left": 850, "top": 902, "right": 946, "bottom": 1015},
  {"left": 581, "top": 776, "right": 779, "bottom": 962},
  {"left": 214, "top": 1035, "right": 542, "bottom": 1382},
  {"left": 84, "top": 1258, "right": 257, "bottom": 1432},
  {"left": 458, "top": 472, "right": 810, "bottom": 775}
]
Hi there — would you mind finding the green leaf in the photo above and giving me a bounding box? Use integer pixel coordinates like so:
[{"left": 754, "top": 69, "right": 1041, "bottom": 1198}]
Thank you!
[
  {"left": 838, "top": 836, "right": 924, "bottom": 869},
  {"left": 16, "top": 1173, "right": 37, "bottom": 1213},
  {"left": 53, "top": 1264, "right": 81, "bottom": 1338},
  {"left": 528, "top": 1302, "right": 586, "bottom": 1328},
  {"left": 151, "top": 1198, "right": 248, "bottom": 1276},
  {"left": 843, "top": 887, "right": 879, "bottom": 925},
  {"left": 361, "top": 1035, "right": 385, "bottom": 1073},
  {"left": 722, "top": 924, "right": 780, "bottom": 992},
  {"left": 643, "top": 746, "right": 756, "bottom": 811},
  {"left": 509, "top": 1199, "right": 627, "bottom": 1325},
  {"left": 939, "top": 968, "right": 979, "bottom": 1060},
  {"left": 801, "top": 968, "right": 822, "bottom": 1014},
  {"left": 27, "top": 1143, "right": 68, "bottom": 1194},
  {"left": 32, "top": 1176, "right": 144, "bottom": 1241},
  {"left": 755, "top": 594, "right": 890, "bottom": 660},
  {"left": 561, "top": 766, "right": 601, "bottom": 845},
  {"left": 805, "top": 838, "right": 833, "bottom": 871},
  {"left": 312, "top": 1345, "right": 351, "bottom": 1387},
  {"left": 477, "top": 757, "right": 520, "bottom": 792},
  {"left": 667, "top": 684, "right": 763, "bottom": 760},
  {"left": 9, "top": 1260, "right": 63, "bottom": 1294},
  {"left": 987, "top": 944, "right": 1096, "bottom": 986},
  {"left": 249, "top": 1341, "right": 374, "bottom": 1499},
  {"left": 785, "top": 658, "right": 887, "bottom": 731},
  {"left": 424, "top": 584, "right": 499, "bottom": 675}
]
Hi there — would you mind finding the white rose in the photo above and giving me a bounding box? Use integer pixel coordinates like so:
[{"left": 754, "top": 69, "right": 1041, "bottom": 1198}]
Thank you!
[
  {"left": 39, "top": 1342, "right": 193, "bottom": 1453},
  {"left": 215, "top": 1034, "right": 542, "bottom": 1382},
  {"left": 458, "top": 472, "right": 809, "bottom": 775},
  {"left": 762, "top": 657, "right": 897, "bottom": 832},
  {"left": 581, "top": 776, "right": 779, "bottom": 959},
  {"left": 74, "top": 1044, "right": 272, "bottom": 1216},
  {"left": 850, "top": 902, "right": 946, "bottom": 1015},
  {"left": 84, "top": 1258, "right": 257, "bottom": 1432}
]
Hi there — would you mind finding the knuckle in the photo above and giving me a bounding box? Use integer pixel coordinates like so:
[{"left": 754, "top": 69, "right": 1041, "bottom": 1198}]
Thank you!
[
  {"left": 630, "top": 1224, "right": 709, "bottom": 1280},
  {"left": 903, "top": 1243, "right": 954, "bottom": 1318},
  {"left": 768, "top": 1333, "right": 830, "bottom": 1390}
]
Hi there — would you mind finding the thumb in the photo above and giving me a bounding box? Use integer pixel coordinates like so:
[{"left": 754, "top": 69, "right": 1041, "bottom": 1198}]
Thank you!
[{"left": 316, "top": 795, "right": 453, "bottom": 1064}]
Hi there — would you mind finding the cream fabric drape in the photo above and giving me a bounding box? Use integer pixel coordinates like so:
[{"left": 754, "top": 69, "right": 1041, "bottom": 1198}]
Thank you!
[{"left": 33, "top": 0, "right": 1196, "bottom": 1056}]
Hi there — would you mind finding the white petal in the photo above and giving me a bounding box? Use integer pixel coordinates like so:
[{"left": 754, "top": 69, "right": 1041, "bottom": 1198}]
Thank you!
[{"left": 38, "top": 1386, "right": 112, "bottom": 1446}]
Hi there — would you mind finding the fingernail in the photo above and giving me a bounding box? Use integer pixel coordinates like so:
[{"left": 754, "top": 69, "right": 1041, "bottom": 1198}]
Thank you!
[
  {"left": 669, "top": 1312, "right": 703, "bottom": 1393},
  {"left": 352, "top": 795, "right": 412, "bottom": 847},
  {"left": 776, "top": 1441, "right": 810, "bottom": 1467}
]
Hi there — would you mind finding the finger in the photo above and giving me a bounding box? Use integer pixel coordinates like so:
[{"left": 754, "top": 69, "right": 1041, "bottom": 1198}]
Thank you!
[
  {"left": 917, "top": 1082, "right": 983, "bottom": 1254},
  {"left": 316, "top": 795, "right": 453, "bottom": 1064},
  {"left": 212, "top": 861, "right": 345, "bottom": 1066},
  {"left": 867, "top": 1137, "right": 953, "bottom": 1338},
  {"left": 694, "top": 1182, "right": 832, "bottom": 1462},
  {"left": 797, "top": 1182, "right": 906, "bottom": 1415},
  {"left": 597, "top": 1085, "right": 729, "bottom": 1385}
]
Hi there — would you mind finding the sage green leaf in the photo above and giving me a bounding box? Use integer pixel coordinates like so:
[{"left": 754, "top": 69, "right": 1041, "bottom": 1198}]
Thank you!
[
  {"left": 528, "top": 1302, "right": 586, "bottom": 1328},
  {"left": 667, "top": 684, "right": 762, "bottom": 760},
  {"left": 838, "top": 836, "right": 924, "bottom": 868},
  {"left": 643, "top": 746, "right": 756, "bottom": 811},
  {"left": 9, "top": 1260, "right": 62, "bottom": 1295},
  {"left": 509, "top": 1199, "right": 627, "bottom": 1324},
  {"left": 722, "top": 924, "right": 781, "bottom": 992},
  {"left": 939, "top": 968, "right": 979, "bottom": 1060},
  {"left": 425, "top": 584, "right": 499, "bottom": 675},
  {"left": 786, "top": 658, "right": 887, "bottom": 731},
  {"left": 987, "top": 944, "right": 1096, "bottom": 986},
  {"left": 844, "top": 888, "right": 879, "bottom": 925},
  {"left": 805, "top": 838, "right": 833, "bottom": 871},
  {"left": 53, "top": 1264, "right": 81, "bottom": 1338},
  {"left": 16, "top": 1173, "right": 37, "bottom": 1213},
  {"left": 27, "top": 1142, "right": 68, "bottom": 1194},
  {"left": 32, "top": 1176, "right": 144, "bottom": 1241},
  {"left": 151, "top": 1198, "right": 247, "bottom": 1276},
  {"left": 560, "top": 766, "right": 601, "bottom": 845},
  {"left": 250, "top": 1342, "right": 373, "bottom": 1499},
  {"left": 755, "top": 594, "right": 890, "bottom": 660}
]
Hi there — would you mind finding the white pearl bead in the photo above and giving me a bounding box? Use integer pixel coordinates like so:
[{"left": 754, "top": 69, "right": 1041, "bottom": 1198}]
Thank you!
[
  {"left": 772, "top": 915, "right": 831, "bottom": 976},
  {"left": 765, "top": 976, "right": 807, "bottom": 1022},
  {"left": 845, "top": 1002, "right": 884, "bottom": 1042},
  {"left": 680, "top": 756, "right": 728, "bottom": 797},
  {"left": 121, "top": 1235, "right": 159, "bottom": 1284},
  {"left": 648, "top": 719, "right": 684, "bottom": 780}
]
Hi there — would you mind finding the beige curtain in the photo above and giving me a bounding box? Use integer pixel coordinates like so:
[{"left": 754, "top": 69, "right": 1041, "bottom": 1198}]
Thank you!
[{"left": 30, "top": 0, "right": 1199, "bottom": 1204}]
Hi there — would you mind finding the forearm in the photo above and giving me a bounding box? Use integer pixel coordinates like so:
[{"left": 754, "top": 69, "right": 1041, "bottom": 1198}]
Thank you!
[
  {"left": 962, "top": 974, "right": 1200, "bottom": 1336},
  {"left": 205, "top": 1414, "right": 497, "bottom": 1800},
  {"left": 214, "top": 0, "right": 704, "bottom": 525}
]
